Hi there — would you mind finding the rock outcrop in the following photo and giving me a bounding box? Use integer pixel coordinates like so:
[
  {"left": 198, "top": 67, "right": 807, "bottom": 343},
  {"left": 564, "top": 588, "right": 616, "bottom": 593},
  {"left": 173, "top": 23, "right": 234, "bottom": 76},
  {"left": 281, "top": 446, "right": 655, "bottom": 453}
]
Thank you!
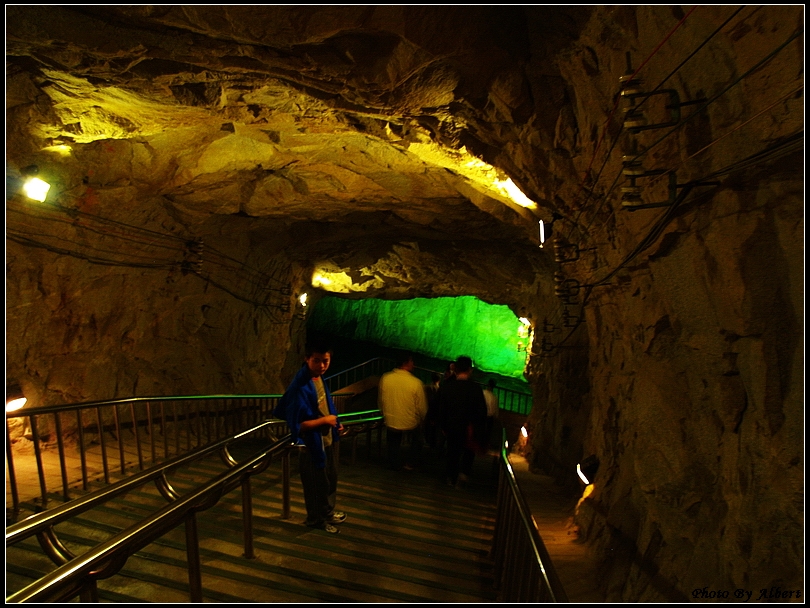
[{"left": 5, "top": 5, "right": 803, "bottom": 600}]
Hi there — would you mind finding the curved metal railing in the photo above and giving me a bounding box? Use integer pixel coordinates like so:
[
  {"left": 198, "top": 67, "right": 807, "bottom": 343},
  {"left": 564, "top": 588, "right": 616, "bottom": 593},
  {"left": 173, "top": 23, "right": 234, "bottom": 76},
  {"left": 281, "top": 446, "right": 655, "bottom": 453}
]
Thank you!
[
  {"left": 325, "top": 357, "right": 534, "bottom": 415},
  {"left": 491, "top": 429, "right": 569, "bottom": 602},
  {"left": 7, "top": 368, "right": 555, "bottom": 602},
  {"left": 6, "top": 411, "right": 385, "bottom": 603},
  {"left": 6, "top": 419, "right": 287, "bottom": 548},
  {"left": 5, "top": 393, "right": 353, "bottom": 519}
]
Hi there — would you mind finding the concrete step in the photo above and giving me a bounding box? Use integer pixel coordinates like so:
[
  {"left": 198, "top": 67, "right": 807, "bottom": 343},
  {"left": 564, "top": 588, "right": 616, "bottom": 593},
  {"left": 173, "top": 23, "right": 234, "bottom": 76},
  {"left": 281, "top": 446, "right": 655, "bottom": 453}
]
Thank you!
[{"left": 7, "top": 435, "right": 500, "bottom": 602}]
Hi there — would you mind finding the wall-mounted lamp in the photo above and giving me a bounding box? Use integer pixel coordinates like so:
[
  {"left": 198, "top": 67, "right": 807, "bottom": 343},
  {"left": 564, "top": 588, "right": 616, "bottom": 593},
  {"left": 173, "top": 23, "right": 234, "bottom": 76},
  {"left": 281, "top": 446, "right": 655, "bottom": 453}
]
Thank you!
[
  {"left": 517, "top": 316, "right": 531, "bottom": 340},
  {"left": 538, "top": 213, "right": 563, "bottom": 249},
  {"left": 6, "top": 383, "right": 27, "bottom": 413},
  {"left": 538, "top": 220, "right": 547, "bottom": 249},
  {"left": 295, "top": 292, "right": 309, "bottom": 320},
  {"left": 20, "top": 165, "right": 51, "bottom": 202},
  {"left": 577, "top": 455, "right": 600, "bottom": 486},
  {"left": 511, "top": 424, "right": 529, "bottom": 456}
]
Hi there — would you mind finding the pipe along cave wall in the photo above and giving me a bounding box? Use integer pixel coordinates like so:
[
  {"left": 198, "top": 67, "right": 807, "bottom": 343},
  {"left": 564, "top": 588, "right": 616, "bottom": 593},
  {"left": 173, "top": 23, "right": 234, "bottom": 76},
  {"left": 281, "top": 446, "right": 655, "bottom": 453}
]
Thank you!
[{"left": 5, "top": 6, "right": 804, "bottom": 601}]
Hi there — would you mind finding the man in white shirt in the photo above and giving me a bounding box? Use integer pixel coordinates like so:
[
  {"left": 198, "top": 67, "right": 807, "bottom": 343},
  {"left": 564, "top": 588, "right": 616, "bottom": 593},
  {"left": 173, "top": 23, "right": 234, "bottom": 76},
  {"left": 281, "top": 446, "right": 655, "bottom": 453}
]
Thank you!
[{"left": 378, "top": 353, "right": 429, "bottom": 471}]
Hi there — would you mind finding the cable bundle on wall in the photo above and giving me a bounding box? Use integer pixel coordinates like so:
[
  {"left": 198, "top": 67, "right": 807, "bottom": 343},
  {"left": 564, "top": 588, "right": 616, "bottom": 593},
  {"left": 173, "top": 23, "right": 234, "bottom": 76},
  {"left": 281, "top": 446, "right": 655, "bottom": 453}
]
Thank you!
[
  {"left": 532, "top": 7, "right": 804, "bottom": 360},
  {"left": 6, "top": 197, "right": 297, "bottom": 323}
]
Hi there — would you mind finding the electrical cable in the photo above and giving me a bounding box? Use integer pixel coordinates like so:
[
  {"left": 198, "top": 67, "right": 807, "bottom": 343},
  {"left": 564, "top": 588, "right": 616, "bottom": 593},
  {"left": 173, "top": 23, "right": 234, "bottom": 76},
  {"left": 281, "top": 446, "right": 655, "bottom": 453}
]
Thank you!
[
  {"left": 7, "top": 196, "right": 293, "bottom": 297},
  {"left": 572, "top": 20, "right": 803, "bottom": 254},
  {"left": 7, "top": 202, "right": 296, "bottom": 314},
  {"left": 6, "top": 232, "right": 179, "bottom": 270},
  {"left": 25, "top": 199, "right": 189, "bottom": 243},
  {"left": 568, "top": 5, "right": 751, "bottom": 243},
  {"left": 367, "top": 15, "right": 801, "bottom": 355},
  {"left": 697, "top": 129, "right": 803, "bottom": 181},
  {"left": 579, "top": 131, "right": 802, "bottom": 286},
  {"left": 631, "top": 6, "right": 747, "bottom": 116},
  {"left": 551, "top": 183, "right": 695, "bottom": 350},
  {"left": 6, "top": 225, "right": 184, "bottom": 267},
  {"left": 644, "top": 84, "right": 804, "bottom": 192},
  {"left": 9, "top": 227, "right": 292, "bottom": 315},
  {"left": 7, "top": 206, "right": 189, "bottom": 257},
  {"left": 578, "top": 84, "right": 802, "bottom": 258},
  {"left": 547, "top": 128, "right": 803, "bottom": 352},
  {"left": 565, "top": 6, "right": 700, "bottom": 240},
  {"left": 622, "top": 25, "right": 804, "bottom": 172}
]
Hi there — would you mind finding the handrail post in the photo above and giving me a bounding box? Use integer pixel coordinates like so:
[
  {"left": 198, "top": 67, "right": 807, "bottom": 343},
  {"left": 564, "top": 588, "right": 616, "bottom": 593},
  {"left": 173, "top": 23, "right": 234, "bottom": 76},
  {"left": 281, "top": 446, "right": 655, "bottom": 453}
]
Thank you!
[
  {"left": 130, "top": 402, "right": 144, "bottom": 471},
  {"left": 161, "top": 402, "right": 169, "bottom": 459},
  {"left": 6, "top": 416, "right": 20, "bottom": 519},
  {"left": 185, "top": 512, "right": 203, "bottom": 602},
  {"left": 96, "top": 406, "right": 110, "bottom": 484},
  {"left": 146, "top": 401, "right": 156, "bottom": 464},
  {"left": 79, "top": 580, "right": 99, "bottom": 602},
  {"left": 54, "top": 413, "right": 70, "bottom": 501},
  {"left": 77, "top": 409, "right": 88, "bottom": 490},
  {"left": 282, "top": 446, "right": 291, "bottom": 519},
  {"left": 30, "top": 415, "right": 49, "bottom": 508},
  {"left": 241, "top": 476, "right": 255, "bottom": 559}
]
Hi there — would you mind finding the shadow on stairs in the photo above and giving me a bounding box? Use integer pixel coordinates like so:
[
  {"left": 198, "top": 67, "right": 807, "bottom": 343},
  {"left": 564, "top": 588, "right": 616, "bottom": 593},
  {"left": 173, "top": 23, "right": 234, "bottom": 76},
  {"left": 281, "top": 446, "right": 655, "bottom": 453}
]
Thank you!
[{"left": 7, "top": 435, "right": 501, "bottom": 603}]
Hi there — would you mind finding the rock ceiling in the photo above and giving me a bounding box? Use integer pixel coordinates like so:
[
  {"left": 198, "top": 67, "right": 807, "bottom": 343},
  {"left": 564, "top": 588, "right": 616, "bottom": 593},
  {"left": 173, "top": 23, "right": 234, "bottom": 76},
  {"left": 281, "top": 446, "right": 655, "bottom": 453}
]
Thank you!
[{"left": 7, "top": 6, "right": 593, "bottom": 307}]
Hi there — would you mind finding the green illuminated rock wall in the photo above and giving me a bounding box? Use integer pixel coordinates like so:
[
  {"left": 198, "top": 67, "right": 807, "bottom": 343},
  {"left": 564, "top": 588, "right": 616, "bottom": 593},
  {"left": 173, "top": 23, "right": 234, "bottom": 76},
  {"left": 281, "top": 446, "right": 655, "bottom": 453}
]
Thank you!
[{"left": 308, "top": 295, "right": 528, "bottom": 378}]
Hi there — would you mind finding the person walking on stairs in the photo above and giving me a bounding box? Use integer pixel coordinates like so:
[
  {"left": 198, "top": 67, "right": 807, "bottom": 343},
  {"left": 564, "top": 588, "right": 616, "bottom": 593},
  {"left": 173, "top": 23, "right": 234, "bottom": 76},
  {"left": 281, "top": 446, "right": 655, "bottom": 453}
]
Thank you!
[
  {"left": 438, "top": 355, "right": 488, "bottom": 488},
  {"left": 378, "top": 353, "right": 429, "bottom": 472},
  {"left": 276, "top": 340, "right": 347, "bottom": 534}
]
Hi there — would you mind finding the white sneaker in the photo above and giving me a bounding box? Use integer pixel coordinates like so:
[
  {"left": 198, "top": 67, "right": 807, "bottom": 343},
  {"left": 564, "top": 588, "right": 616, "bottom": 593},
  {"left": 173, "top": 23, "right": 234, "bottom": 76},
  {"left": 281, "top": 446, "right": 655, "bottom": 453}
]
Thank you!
[{"left": 326, "top": 511, "right": 347, "bottom": 524}]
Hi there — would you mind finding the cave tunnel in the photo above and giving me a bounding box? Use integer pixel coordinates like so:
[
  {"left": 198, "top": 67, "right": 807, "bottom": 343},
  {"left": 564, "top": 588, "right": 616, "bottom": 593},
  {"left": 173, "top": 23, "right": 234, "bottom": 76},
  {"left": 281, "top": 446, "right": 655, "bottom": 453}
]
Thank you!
[
  {"left": 5, "top": 5, "right": 804, "bottom": 601},
  {"left": 306, "top": 294, "right": 533, "bottom": 381}
]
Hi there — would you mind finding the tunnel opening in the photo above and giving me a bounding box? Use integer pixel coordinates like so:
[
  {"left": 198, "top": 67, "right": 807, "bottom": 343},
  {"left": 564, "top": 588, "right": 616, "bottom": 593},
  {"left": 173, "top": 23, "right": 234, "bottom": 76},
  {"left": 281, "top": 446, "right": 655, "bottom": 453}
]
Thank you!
[
  {"left": 305, "top": 294, "right": 533, "bottom": 396},
  {"left": 307, "top": 295, "right": 531, "bottom": 375}
]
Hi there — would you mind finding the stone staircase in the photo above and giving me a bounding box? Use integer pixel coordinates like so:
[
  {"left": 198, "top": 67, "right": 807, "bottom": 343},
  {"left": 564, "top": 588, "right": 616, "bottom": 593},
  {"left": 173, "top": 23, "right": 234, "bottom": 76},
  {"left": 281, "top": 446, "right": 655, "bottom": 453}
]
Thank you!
[{"left": 7, "top": 436, "right": 501, "bottom": 603}]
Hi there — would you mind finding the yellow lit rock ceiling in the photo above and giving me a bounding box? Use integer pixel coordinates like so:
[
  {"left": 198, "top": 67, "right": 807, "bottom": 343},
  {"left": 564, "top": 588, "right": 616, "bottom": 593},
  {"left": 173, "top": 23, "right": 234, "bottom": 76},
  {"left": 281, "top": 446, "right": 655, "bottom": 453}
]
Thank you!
[
  {"left": 5, "top": 6, "right": 805, "bottom": 601},
  {"left": 7, "top": 6, "right": 592, "bottom": 307}
]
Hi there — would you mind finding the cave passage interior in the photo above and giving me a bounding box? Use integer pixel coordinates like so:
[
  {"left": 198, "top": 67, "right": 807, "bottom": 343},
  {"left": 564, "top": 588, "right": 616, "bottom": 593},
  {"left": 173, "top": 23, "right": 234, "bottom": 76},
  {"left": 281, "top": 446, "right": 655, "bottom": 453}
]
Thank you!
[{"left": 5, "top": 6, "right": 804, "bottom": 602}]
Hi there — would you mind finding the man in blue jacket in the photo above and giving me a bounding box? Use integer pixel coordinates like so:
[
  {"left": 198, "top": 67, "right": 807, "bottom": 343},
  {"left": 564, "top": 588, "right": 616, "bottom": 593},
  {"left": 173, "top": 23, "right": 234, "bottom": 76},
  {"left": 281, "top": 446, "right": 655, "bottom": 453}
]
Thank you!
[{"left": 278, "top": 341, "right": 346, "bottom": 533}]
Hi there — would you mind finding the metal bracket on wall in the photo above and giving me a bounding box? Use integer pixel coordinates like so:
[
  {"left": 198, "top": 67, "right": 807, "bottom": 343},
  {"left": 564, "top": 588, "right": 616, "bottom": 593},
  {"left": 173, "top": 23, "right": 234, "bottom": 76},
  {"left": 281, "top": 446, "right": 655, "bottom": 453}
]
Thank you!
[{"left": 623, "top": 172, "right": 720, "bottom": 211}]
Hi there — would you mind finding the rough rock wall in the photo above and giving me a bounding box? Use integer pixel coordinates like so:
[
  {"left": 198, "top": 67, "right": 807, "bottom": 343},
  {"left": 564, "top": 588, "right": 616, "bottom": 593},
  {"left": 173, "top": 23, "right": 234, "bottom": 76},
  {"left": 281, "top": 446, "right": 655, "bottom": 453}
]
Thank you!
[
  {"left": 6, "top": 191, "right": 310, "bottom": 412},
  {"left": 4, "top": 4, "right": 803, "bottom": 601},
  {"left": 521, "top": 6, "right": 804, "bottom": 601}
]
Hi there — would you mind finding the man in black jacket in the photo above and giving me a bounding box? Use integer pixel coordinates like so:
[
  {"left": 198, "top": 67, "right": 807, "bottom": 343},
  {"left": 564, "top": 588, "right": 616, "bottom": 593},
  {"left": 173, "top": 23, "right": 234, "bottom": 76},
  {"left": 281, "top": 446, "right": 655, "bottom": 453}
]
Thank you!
[{"left": 438, "top": 355, "right": 487, "bottom": 488}]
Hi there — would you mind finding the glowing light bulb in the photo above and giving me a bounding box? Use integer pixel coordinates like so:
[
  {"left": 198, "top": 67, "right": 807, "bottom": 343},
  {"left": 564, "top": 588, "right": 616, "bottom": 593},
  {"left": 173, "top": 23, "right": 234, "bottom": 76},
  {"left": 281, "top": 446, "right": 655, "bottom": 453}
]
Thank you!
[
  {"left": 6, "top": 397, "right": 27, "bottom": 412},
  {"left": 23, "top": 177, "right": 50, "bottom": 202}
]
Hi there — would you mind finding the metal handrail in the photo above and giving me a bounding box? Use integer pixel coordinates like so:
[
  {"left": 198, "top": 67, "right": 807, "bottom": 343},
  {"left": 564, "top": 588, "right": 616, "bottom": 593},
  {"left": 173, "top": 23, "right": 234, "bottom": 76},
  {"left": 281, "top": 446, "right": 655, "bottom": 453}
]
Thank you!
[
  {"left": 492, "top": 429, "right": 569, "bottom": 602},
  {"left": 410, "top": 364, "right": 533, "bottom": 415},
  {"left": 5, "top": 419, "right": 287, "bottom": 547},
  {"left": 323, "top": 357, "right": 396, "bottom": 392},
  {"left": 325, "top": 357, "right": 534, "bottom": 415},
  {"left": 6, "top": 411, "right": 385, "bottom": 603},
  {"left": 5, "top": 393, "right": 352, "bottom": 518}
]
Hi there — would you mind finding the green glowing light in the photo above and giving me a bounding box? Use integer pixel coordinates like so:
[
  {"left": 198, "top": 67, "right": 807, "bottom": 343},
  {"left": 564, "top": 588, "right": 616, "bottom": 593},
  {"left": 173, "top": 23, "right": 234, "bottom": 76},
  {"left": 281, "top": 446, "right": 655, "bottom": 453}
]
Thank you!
[{"left": 308, "top": 295, "right": 528, "bottom": 378}]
